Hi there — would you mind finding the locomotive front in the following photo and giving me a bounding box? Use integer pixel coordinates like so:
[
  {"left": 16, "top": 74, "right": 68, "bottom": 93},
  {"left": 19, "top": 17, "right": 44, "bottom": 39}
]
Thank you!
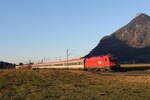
[
  {"left": 107, "top": 55, "right": 120, "bottom": 70},
  {"left": 85, "top": 54, "right": 120, "bottom": 71}
]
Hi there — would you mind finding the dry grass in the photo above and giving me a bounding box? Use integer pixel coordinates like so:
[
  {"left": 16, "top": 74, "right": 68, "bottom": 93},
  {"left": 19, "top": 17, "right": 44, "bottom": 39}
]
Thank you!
[
  {"left": 103, "top": 75, "right": 150, "bottom": 83},
  {"left": 0, "top": 69, "right": 150, "bottom": 100}
]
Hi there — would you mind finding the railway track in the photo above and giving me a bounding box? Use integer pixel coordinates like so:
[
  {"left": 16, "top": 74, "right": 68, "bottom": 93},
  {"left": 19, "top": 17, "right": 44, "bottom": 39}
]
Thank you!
[
  {"left": 93, "top": 64, "right": 150, "bottom": 76},
  {"left": 94, "top": 71, "right": 150, "bottom": 76}
]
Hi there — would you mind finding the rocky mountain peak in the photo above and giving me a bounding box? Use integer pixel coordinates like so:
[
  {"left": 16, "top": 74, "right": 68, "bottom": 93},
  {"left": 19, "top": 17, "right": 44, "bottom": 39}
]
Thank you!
[
  {"left": 129, "top": 13, "right": 150, "bottom": 26},
  {"left": 86, "top": 13, "right": 150, "bottom": 63},
  {"left": 135, "top": 13, "right": 149, "bottom": 19},
  {"left": 114, "top": 13, "right": 150, "bottom": 48}
]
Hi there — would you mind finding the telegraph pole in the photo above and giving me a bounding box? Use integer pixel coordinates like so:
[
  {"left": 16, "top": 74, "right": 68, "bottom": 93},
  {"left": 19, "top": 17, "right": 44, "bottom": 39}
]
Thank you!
[
  {"left": 41, "top": 59, "right": 43, "bottom": 63},
  {"left": 66, "top": 49, "right": 69, "bottom": 69}
]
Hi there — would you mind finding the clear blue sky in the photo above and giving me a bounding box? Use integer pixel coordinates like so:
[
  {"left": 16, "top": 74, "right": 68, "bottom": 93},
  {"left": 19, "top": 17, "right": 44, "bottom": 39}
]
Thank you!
[{"left": 0, "top": 0, "right": 150, "bottom": 64}]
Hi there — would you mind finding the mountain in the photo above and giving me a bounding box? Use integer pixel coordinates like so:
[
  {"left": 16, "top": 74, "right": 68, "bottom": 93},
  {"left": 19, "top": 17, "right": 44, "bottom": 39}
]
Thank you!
[{"left": 85, "top": 13, "right": 150, "bottom": 63}]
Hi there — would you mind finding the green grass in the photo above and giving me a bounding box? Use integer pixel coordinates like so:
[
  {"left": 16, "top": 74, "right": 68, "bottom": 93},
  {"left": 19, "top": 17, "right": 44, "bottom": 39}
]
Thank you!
[{"left": 0, "top": 69, "right": 150, "bottom": 100}]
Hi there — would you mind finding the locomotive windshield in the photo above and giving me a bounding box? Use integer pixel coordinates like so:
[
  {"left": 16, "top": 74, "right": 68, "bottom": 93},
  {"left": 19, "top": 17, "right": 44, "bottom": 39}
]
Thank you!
[{"left": 109, "top": 57, "right": 118, "bottom": 62}]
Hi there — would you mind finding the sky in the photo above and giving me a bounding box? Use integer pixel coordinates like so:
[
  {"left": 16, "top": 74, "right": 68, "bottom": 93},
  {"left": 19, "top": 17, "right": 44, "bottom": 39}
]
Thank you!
[{"left": 0, "top": 0, "right": 150, "bottom": 64}]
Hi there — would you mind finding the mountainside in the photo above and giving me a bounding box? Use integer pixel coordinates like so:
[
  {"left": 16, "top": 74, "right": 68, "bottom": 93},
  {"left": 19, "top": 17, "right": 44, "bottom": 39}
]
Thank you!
[{"left": 86, "top": 13, "right": 150, "bottom": 63}]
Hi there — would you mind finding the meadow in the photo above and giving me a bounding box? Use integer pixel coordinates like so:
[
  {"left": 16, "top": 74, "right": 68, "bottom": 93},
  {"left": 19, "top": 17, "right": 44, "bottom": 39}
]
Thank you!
[{"left": 0, "top": 69, "right": 150, "bottom": 100}]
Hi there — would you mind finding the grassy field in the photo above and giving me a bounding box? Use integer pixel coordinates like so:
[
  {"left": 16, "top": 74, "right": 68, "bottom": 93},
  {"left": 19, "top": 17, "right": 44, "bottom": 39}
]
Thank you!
[{"left": 0, "top": 69, "right": 150, "bottom": 100}]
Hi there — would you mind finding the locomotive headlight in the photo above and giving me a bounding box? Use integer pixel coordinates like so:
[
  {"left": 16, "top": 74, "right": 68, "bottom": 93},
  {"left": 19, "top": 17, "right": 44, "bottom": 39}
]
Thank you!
[{"left": 98, "top": 61, "right": 101, "bottom": 64}]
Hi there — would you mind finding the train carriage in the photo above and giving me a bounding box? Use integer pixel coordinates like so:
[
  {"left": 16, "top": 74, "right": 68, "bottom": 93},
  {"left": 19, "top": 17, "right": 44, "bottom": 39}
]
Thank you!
[{"left": 32, "top": 59, "right": 85, "bottom": 70}]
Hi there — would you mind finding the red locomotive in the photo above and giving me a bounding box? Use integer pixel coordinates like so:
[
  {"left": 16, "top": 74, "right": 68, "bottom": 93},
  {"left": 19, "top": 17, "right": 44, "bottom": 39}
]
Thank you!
[{"left": 31, "top": 54, "right": 119, "bottom": 71}]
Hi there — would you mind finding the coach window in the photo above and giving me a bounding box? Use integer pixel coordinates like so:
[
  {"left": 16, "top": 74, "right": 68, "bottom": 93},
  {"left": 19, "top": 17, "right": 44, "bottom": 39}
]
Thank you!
[{"left": 105, "top": 58, "right": 108, "bottom": 62}]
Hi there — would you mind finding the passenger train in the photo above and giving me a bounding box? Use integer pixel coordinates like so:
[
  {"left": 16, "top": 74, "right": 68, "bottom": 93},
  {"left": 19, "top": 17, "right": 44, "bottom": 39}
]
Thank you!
[{"left": 30, "top": 54, "right": 119, "bottom": 71}]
